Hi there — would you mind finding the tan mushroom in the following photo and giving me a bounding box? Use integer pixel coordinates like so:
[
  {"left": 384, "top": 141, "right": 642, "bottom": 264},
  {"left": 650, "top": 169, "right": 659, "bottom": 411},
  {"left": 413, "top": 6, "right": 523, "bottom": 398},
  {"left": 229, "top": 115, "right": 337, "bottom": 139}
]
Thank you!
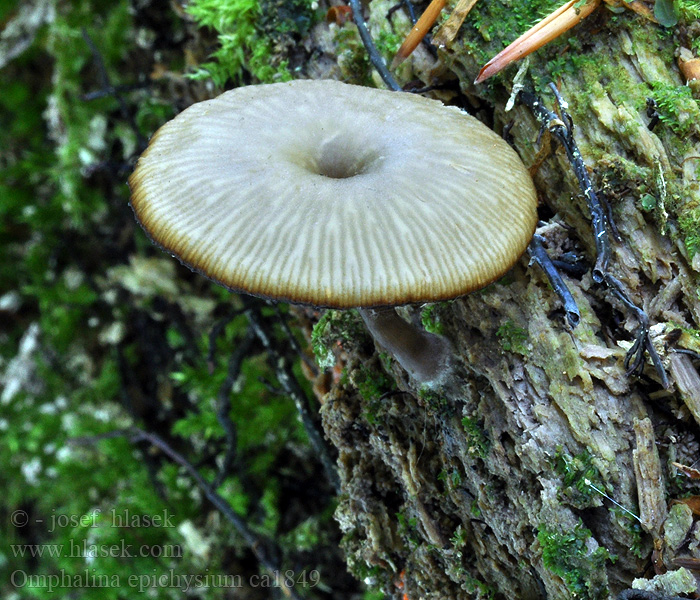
[{"left": 129, "top": 80, "right": 537, "bottom": 383}]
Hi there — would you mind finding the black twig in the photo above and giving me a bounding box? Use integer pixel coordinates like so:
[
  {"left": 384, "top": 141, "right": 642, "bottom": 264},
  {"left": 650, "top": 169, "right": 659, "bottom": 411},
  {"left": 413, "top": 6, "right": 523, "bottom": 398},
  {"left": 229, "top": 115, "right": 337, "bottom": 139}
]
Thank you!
[
  {"left": 81, "top": 81, "right": 151, "bottom": 101},
  {"left": 244, "top": 300, "right": 341, "bottom": 493},
  {"left": 645, "top": 97, "right": 660, "bottom": 131},
  {"left": 273, "top": 305, "right": 318, "bottom": 376},
  {"left": 671, "top": 348, "right": 700, "bottom": 360},
  {"left": 387, "top": 0, "right": 417, "bottom": 24},
  {"left": 81, "top": 28, "right": 148, "bottom": 150},
  {"left": 69, "top": 428, "right": 307, "bottom": 600},
  {"left": 126, "top": 429, "right": 307, "bottom": 600},
  {"left": 349, "top": 0, "right": 402, "bottom": 91},
  {"left": 605, "top": 275, "right": 669, "bottom": 387},
  {"left": 521, "top": 85, "right": 610, "bottom": 283},
  {"left": 519, "top": 86, "right": 670, "bottom": 387},
  {"left": 599, "top": 190, "right": 622, "bottom": 242},
  {"left": 213, "top": 328, "right": 256, "bottom": 488},
  {"left": 551, "top": 255, "right": 589, "bottom": 278},
  {"left": 207, "top": 309, "right": 245, "bottom": 373},
  {"left": 528, "top": 234, "right": 580, "bottom": 328}
]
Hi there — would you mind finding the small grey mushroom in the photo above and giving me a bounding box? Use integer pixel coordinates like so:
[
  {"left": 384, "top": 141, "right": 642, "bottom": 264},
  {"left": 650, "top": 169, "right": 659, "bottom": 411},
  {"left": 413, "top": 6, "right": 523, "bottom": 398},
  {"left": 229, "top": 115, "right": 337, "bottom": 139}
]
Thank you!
[{"left": 129, "top": 80, "right": 537, "bottom": 384}]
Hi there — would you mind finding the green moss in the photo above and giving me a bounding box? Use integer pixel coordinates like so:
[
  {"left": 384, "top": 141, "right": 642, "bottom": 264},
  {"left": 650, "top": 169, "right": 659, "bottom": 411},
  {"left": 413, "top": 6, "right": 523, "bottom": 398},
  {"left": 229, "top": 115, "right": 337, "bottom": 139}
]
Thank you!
[
  {"left": 374, "top": 29, "right": 404, "bottom": 61},
  {"left": 335, "top": 25, "right": 373, "bottom": 86},
  {"left": 650, "top": 82, "right": 700, "bottom": 136},
  {"left": 421, "top": 303, "right": 446, "bottom": 335},
  {"left": 461, "top": 416, "right": 490, "bottom": 459},
  {"left": 678, "top": 0, "right": 700, "bottom": 23},
  {"left": 538, "top": 522, "right": 615, "bottom": 600},
  {"left": 438, "top": 469, "right": 463, "bottom": 493},
  {"left": 186, "top": 0, "right": 318, "bottom": 85},
  {"left": 553, "top": 448, "right": 608, "bottom": 508},
  {"left": 450, "top": 524, "right": 468, "bottom": 549},
  {"left": 533, "top": 17, "right": 700, "bottom": 263},
  {"left": 311, "top": 309, "right": 364, "bottom": 369},
  {"left": 397, "top": 509, "right": 421, "bottom": 548},
  {"left": 463, "top": 0, "right": 564, "bottom": 65},
  {"left": 676, "top": 197, "right": 700, "bottom": 259},
  {"left": 354, "top": 365, "right": 394, "bottom": 401},
  {"left": 43, "top": 0, "right": 133, "bottom": 227},
  {"left": 614, "top": 509, "right": 645, "bottom": 559},
  {"left": 462, "top": 573, "right": 496, "bottom": 599},
  {"left": 496, "top": 319, "right": 529, "bottom": 355},
  {"left": 418, "top": 387, "right": 451, "bottom": 414},
  {"left": 349, "top": 364, "right": 395, "bottom": 424}
]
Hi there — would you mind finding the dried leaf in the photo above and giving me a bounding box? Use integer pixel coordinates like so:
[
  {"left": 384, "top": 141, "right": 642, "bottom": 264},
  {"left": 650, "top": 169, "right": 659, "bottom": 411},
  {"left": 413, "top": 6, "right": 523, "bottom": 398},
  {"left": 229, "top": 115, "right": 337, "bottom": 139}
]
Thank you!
[
  {"left": 672, "top": 462, "right": 700, "bottom": 480},
  {"left": 654, "top": 0, "right": 678, "bottom": 27}
]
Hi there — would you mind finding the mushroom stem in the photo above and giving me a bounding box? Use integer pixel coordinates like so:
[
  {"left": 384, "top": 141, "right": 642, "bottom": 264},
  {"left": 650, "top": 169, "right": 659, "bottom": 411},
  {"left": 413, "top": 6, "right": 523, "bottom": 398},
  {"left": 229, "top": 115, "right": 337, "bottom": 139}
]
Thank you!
[{"left": 358, "top": 307, "right": 453, "bottom": 384}]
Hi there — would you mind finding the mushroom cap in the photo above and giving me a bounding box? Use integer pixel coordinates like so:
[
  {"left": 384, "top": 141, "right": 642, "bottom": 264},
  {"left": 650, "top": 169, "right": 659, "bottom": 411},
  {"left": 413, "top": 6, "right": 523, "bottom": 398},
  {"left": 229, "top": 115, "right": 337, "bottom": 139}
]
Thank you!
[{"left": 129, "top": 80, "right": 537, "bottom": 308}]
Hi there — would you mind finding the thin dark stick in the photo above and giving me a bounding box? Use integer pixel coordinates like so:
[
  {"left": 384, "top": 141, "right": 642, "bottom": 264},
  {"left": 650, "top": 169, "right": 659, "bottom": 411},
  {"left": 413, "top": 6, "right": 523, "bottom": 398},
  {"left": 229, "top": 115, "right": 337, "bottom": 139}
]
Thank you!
[
  {"left": 349, "top": 0, "right": 402, "bottom": 91},
  {"left": 81, "top": 81, "right": 151, "bottom": 101},
  {"left": 388, "top": 0, "right": 417, "bottom": 23},
  {"left": 519, "top": 87, "right": 670, "bottom": 388},
  {"left": 520, "top": 86, "right": 610, "bottom": 283},
  {"left": 244, "top": 301, "right": 341, "bottom": 493},
  {"left": 207, "top": 309, "right": 245, "bottom": 373},
  {"left": 672, "top": 348, "right": 700, "bottom": 360},
  {"left": 273, "top": 305, "right": 318, "bottom": 376},
  {"left": 213, "top": 328, "right": 256, "bottom": 488},
  {"left": 128, "top": 429, "right": 306, "bottom": 600},
  {"left": 599, "top": 190, "right": 622, "bottom": 242},
  {"left": 528, "top": 234, "right": 580, "bottom": 328},
  {"left": 70, "top": 429, "right": 306, "bottom": 600},
  {"left": 606, "top": 274, "right": 669, "bottom": 388},
  {"left": 81, "top": 28, "right": 148, "bottom": 150}
]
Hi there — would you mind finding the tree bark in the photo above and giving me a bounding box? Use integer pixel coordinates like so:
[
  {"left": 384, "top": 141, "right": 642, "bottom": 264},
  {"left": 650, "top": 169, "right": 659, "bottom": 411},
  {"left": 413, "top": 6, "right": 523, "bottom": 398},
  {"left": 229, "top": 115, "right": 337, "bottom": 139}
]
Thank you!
[{"left": 316, "top": 2, "right": 700, "bottom": 599}]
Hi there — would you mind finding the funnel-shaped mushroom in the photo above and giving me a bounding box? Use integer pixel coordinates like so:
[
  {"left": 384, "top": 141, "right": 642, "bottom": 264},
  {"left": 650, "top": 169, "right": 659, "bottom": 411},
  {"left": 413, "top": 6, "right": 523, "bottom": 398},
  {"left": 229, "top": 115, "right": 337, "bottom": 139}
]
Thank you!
[{"left": 129, "top": 80, "right": 537, "bottom": 383}]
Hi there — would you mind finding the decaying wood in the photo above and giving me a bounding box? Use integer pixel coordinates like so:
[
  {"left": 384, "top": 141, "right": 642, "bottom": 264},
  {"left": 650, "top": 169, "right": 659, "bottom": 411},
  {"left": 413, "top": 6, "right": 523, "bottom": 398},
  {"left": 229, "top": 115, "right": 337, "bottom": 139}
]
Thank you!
[
  {"left": 315, "top": 2, "right": 700, "bottom": 599},
  {"left": 633, "top": 417, "right": 667, "bottom": 537}
]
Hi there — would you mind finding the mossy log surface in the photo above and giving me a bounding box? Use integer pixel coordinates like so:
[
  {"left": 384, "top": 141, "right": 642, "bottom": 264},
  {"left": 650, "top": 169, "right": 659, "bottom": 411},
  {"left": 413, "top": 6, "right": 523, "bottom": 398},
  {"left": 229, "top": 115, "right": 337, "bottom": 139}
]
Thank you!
[{"left": 314, "top": 2, "right": 700, "bottom": 599}]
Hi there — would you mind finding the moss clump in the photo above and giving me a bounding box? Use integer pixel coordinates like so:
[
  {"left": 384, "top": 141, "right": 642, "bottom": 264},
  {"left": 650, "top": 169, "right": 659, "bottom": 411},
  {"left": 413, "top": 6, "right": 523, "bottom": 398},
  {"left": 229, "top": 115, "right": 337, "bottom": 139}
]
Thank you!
[
  {"left": 553, "top": 448, "right": 608, "bottom": 508},
  {"left": 462, "top": 573, "right": 496, "bottom": 599},
  {"left": 353, "top": 365, "right": 395, "bottom": 402},
  {"left": 538, "top": 522, "right": 615, "bottom": 600},
  {"left": 649, "top": 82, "right": 700, "bottom": 136},
  {"left": 461, "top": 416, "right": 490, "bottom": 459},
  {"left": 612, "top": 507, "right": 644, "bottom": 559},
  {"left": 438, "top": 469, "right": 463, "bottom": 493},
  {"left": 496, "top": 319, "right": 529, "bottom": 355},
  {"left": 461, "top": 0, "right": 564, "bottom": 66},
  {"left": 311, "top": 309, "right": 364, "bottom": 370},
  {"left": 678, "top": 202, "right": 700, "bottom": 259},
  {"left": 419, "top": 387, "right": 452, "bottom": 415},
  {"left": 678, "top": 0, "right": 700, "bottom": 25},
  {"left": 334, "top": 25, "right": 373, "bottom": 86},
  {"left": 397, "top": 510, "right": 420, "bottom": 547},
  {"left": 420, "top": 303, "right": 446, "bottom": 335},
  {"left": 186, "top": 0, "right": 318, "bottom": 85},
  {"left": 346, "top": 364, "right": 395, "bottom": 425}
]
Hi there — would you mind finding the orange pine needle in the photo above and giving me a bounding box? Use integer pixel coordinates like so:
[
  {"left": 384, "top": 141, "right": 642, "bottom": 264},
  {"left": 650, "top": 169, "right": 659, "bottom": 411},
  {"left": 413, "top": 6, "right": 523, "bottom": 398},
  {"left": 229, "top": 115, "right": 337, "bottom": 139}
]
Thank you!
[
  {"left": 475, "top": 0, "right": 601, "bottom": 83},
  {"left": 391, "top": 0, "right": 447, "bottom": 69}
]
